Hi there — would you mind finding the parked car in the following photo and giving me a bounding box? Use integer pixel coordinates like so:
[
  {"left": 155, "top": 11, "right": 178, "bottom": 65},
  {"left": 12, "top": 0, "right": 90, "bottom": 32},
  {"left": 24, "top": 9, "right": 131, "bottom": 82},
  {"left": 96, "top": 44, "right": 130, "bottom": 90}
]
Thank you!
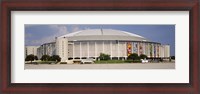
[
  {"left": 81, "top": 58, "right": 94, "bottom": 64},
  {"left": 141, "top": 58, "right": 148, "bottom": 63}
]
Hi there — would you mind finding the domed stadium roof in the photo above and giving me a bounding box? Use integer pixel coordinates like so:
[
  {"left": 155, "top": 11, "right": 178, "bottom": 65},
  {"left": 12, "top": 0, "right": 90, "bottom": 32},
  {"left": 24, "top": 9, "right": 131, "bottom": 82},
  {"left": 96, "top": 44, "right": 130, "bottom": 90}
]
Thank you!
[{"left": 58, "top": 29, "right": 149, "bottom": 42}]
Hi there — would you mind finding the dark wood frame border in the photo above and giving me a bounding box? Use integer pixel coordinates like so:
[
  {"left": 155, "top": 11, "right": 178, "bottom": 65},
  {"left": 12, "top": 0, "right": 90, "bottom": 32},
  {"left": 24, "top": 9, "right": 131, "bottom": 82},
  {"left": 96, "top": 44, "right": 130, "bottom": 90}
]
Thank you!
[{"left": 0, "top": 0, "right": 199, "bottom": 94}]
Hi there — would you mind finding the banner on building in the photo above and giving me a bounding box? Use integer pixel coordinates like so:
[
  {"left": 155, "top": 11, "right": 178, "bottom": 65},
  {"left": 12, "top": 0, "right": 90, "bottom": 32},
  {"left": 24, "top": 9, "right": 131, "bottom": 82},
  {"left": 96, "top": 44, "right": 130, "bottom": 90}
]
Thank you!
[
  {"left": 127, "top": 42, "right": 132, "bottom": 56},
  {"left": 139, "top": 43, "right": 143, "bottom": 55},
  {"left": 133, "top": 42, "right": 138, "bottom": 54}
]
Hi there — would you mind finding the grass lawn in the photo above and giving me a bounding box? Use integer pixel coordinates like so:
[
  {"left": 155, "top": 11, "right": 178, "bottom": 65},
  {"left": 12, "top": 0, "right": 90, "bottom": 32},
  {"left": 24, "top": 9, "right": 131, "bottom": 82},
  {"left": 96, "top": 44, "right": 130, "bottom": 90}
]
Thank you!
[
  {"left": 26, "top": 60, "right": 142, "bottom": 64},
  {"left": 94, "top": 60, "right": 141, "bottom": 64},
  {"left": 37, "top": 61, "right": 57, "bottom": 64},
  {"left": 26, "top": 61, "right": 57, "bottom": 64}
]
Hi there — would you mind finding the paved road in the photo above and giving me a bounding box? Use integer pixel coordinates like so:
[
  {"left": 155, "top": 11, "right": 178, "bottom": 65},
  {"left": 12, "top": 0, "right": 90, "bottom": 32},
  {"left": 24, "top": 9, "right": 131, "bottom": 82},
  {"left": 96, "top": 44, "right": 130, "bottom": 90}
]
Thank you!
[{"left": 25, "top": 63, "right": 175, "bottom": 69}]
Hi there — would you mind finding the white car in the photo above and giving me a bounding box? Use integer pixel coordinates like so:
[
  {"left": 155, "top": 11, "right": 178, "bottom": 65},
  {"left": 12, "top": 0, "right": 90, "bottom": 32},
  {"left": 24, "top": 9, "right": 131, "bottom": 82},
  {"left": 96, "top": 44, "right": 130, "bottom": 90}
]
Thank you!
[
  {"left": 81, "top": 59, "right": 94, "bottom": 64},
  {"left": 141, "top": 59, "right": 148, "bottom": 63}
]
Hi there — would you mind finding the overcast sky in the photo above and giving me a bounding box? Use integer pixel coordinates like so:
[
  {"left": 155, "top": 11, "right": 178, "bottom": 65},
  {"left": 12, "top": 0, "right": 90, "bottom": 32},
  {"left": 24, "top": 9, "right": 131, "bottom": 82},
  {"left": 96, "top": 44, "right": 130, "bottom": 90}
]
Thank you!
[{"left": 25, "top": 25, "right": 175, "bottom": 56}]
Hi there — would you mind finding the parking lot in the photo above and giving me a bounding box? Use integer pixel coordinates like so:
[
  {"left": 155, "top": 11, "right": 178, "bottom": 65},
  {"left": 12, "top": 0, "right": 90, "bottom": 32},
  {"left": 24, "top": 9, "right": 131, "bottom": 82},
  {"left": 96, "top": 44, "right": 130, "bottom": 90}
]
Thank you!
[{"left": 25, "top": 62, "right": 175, "bottom": 69}]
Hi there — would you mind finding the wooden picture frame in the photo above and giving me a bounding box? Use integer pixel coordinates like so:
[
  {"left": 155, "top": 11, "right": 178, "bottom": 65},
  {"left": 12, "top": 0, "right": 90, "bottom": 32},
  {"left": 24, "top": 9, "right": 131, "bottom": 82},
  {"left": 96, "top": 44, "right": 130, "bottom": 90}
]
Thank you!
[{"left": 0, "top": 0, "right": 199, "bottom": 94}]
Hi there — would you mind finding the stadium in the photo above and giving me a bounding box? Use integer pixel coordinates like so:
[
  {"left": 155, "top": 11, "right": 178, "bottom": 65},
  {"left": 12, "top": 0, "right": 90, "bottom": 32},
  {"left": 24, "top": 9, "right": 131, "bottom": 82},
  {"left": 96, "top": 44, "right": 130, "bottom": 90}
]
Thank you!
[{"left": 27, "top": 29, "right": 170, "bottom": 62}]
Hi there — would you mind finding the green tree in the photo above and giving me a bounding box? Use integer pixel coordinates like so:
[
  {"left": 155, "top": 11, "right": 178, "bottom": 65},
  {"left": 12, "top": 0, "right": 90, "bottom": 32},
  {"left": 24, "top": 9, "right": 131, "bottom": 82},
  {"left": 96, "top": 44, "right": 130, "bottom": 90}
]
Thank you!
[
  {"left": 99, "top": 53, "right": 110, "bottom": 60},
  {"left": 25, "top": 54, "right": 35, "bottom": 63},
  {"left": 34, "top": 56, "right": 38, "bottom": 60},
  {"left": 40, "top": 55, "right": 50, "bottom": 61},
  {"left": 140, "top": 54, "right": 147, "bottom": 59},
  {"left": 127, "top": 53, "right": 139, "bottom": 61},
  {"left": 49, "top": 55, "right": 61, "bottom": 62}
]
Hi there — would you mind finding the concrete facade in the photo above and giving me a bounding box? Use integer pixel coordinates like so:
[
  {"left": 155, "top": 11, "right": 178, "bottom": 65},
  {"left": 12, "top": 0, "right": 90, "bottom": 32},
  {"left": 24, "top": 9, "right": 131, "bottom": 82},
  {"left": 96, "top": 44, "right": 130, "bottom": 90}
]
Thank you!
[
  {"left": 37, "top": 42, "right": 56, "bottom": 59},
  {"left": 56, "top": 37, "right": 68, "bottom": 62},
  {"left": 25, "top": 46, "right": 39, "bottom": 57},
  {"left": 26, "top": 29, "right": 171, "bottom": 62}
]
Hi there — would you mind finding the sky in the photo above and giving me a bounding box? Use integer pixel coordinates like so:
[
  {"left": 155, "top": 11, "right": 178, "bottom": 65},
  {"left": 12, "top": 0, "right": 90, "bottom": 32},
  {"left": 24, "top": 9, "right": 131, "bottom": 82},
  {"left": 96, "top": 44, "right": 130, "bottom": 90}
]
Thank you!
[{"left": 25, "top": 25, "right": 175, "bottom": 56}]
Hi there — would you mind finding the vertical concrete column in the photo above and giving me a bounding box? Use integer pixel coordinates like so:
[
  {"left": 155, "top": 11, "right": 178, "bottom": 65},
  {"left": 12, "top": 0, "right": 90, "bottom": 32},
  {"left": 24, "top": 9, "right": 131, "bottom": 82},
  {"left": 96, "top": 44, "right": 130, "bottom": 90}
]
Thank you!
[
  {"left": 132, "top": 42, "right": 134, "bottom": 54},
  {"left": 103, "top": 41, "right": 104, "bottom": 53},
  {"left": 162, "top": 46, "right": 165, "bottom": 58},
  {"left": 159, "top": 44, "right": 161, "bottom": 58},
  {"left": 87, "top": 42, "right": 89, "bottom": 58},
  {"left": 73, "top": 43, "right": 74, "bottom": 59},
  {"left": 124, "top": 42, "right": 127, "bottom": 60},
  {"left": 152, "top": 44, "right": 154, "bottom": 58},
  {"left": 162, "top": 46, "right": 164, "bottom": 58},
  {"left": 154, "top": 44, "right": 157, "bottom": 58},
  {"left": 137, "top": 42, "right": 139, "bottom": 55},
  {"left": 143, "top": 43, "right": 145, "bottom": 55},
  {"left": 80, "top": 42, "right": 82, "bottom": 59},
  {"left": 110, "top": 41, "right": 112, "bottom": 60},
  {"left": 147, "top": 43, "right": 150, "bottom": 57},
  {"left": 95, "top": 41, "right": 97, "bottom": 59},
  {"left": 56, "top": 37, "right": 68, "bottom": 62},
  {"left": 164, "top": 45, "right": 170, "bottom": 58},
  {"left": 156, "top": 44, "right": 158, "bottom": 58},
  {"left": 117, "top": 41, "right": 119, "bottom": 60}
]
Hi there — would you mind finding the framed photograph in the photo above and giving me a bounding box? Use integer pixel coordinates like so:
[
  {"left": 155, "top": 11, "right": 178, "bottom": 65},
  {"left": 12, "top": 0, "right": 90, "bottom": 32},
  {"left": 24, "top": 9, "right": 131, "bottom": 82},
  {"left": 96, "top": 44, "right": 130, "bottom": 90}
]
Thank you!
[{"left": 1, "top": 0, "right": 199, "bottom": 94}]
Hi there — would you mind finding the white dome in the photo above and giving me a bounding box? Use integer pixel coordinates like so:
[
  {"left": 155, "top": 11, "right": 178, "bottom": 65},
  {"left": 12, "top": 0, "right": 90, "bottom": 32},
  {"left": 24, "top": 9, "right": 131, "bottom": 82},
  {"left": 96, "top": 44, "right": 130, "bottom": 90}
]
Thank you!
[{"left": 58, "top": 29, "right": 149, "bottom": 41}]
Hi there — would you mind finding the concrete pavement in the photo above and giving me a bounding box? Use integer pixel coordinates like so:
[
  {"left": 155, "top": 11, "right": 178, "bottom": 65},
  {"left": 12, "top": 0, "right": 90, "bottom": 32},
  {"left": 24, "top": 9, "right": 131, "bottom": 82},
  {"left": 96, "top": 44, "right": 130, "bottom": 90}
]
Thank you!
[{"left": 25, "top": 62, "right": 175, "bottom": 69}]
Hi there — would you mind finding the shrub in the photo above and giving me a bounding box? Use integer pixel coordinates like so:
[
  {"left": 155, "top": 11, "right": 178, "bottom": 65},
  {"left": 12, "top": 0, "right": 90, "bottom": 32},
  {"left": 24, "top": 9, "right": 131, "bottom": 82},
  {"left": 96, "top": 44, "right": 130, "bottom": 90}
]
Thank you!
[
  {"left": 140, "top": 54, "right": 147, "bottom": 59},
  {"left": 99, "top": 53, "right": 111, "bottom": 60},
  {"left": 49, "top": 55, "right": 61, "bottom": 62},
  {"left": 40, "top": 55, "right": 50, "bottom": 61},
  {"left": 34, "top": 56, "right": 38, "bottom": 60},
  {"left": 127, "top": 53, "right": 139, "bottom": 60},
  {"left": 124, "top": 60, "right": 141, "bottom": 63},
  {"left": 25, "top": 54, "right": 35, "bottom": 62}
]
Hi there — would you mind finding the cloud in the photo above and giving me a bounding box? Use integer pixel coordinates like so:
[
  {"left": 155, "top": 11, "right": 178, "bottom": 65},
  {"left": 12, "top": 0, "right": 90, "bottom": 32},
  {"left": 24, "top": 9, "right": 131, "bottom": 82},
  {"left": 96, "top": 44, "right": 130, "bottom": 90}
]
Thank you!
[
  {"left": 84, "top": 27, "right": 90, "bottom": 30},
  {"left": 71, "top": 25, "right": 80, "bottom": 32},
  {"left": 27, "top": 25, "right": 69, "bottom": 46},
  {"left": 49, "top": 25, "right": 69, "bottom": 34}
]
